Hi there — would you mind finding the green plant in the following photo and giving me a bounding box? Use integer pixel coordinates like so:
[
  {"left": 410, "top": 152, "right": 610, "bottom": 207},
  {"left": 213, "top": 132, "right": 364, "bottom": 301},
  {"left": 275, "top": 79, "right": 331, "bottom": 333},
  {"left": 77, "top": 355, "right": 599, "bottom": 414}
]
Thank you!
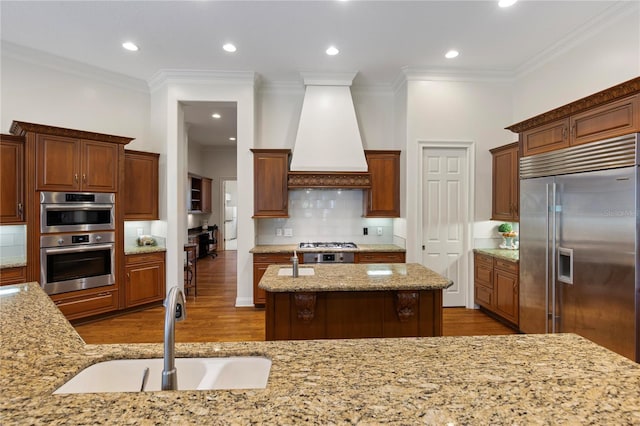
[{"left": 498, "top": 223, "right": 512, "bottom": 233}]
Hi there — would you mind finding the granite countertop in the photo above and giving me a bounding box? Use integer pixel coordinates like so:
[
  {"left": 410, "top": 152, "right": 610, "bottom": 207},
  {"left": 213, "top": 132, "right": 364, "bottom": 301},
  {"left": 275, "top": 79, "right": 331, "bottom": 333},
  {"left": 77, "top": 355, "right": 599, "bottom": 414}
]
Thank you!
[
  {"left": 259, "top": 263, "right": 452, "bottom": 292},
  {"left": 2, "top": 283, "right": 640, "bottom": 424},
  {"left": 124, "top": 245, "right": 167, "bottom": 255},
  {"left": 0, "top": 255, "right": 27, "bottom": 269},
  {"left": 251, "top": 243, "right": 406, "bottom": 254},
  {"left": 474, "top": 248, "right": 519, "bottom": 262}
]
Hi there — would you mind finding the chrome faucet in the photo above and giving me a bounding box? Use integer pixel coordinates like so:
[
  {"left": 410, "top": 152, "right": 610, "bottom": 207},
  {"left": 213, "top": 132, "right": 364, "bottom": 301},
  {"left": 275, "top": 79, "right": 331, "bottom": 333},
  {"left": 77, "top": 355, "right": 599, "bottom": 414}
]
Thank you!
[{"left": 162, "top": 286, "right": 186, "bottom": 390}]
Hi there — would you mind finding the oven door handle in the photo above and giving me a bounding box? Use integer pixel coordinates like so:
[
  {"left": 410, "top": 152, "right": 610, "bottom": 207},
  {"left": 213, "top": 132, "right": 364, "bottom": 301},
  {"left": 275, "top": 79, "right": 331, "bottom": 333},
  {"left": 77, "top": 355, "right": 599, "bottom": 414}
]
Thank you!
[
  {"left": 42, "top": 243, "right": 114, "bottom": 254},
  {"left": 42, "top": 204, "right": 114, "bottom": 211}
]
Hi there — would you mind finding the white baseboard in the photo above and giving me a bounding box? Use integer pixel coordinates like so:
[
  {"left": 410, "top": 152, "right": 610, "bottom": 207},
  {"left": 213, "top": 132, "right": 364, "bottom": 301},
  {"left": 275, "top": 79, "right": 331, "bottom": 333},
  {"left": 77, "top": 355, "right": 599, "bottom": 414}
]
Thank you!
[{"left": 235, "top": 297, "right": 254, "bottom": 307}]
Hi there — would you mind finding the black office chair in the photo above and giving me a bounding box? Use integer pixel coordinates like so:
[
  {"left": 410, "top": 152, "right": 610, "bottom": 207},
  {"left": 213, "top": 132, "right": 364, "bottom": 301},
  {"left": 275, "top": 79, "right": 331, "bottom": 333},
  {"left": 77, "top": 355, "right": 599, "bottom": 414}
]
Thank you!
[{"left": 199, "top": 225, "right": 218, "bottom": 259}]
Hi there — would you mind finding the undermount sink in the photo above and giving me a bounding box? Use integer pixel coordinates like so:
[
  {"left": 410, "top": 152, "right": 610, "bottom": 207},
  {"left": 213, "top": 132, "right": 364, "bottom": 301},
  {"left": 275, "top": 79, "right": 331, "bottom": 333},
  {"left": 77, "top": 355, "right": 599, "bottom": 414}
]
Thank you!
[
  {"left": 278, "top": 267, "right": 315, "bottom": 276},
  {"left": 53, "top": 356, "right": 271, "bottom": 394}
]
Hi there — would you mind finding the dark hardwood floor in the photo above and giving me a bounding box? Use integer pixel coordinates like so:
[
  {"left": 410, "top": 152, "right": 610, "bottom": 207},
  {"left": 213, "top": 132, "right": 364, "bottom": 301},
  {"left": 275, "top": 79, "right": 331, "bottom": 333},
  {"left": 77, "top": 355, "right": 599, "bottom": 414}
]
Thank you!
[{"left": 74, "top": 251, "right": 515, "bottom": 344}]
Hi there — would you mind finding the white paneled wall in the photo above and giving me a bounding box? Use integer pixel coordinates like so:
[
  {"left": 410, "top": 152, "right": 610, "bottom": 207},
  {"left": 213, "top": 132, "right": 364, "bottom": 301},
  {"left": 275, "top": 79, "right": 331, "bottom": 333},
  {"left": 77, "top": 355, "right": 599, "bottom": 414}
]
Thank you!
[{"left": 256, "top": 189, "right": 393, "bottom": 245}]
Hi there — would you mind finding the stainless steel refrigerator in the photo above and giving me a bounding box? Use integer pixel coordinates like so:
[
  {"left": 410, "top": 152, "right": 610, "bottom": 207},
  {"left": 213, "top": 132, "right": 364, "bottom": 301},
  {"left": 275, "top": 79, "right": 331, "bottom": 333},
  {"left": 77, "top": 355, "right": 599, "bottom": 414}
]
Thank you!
[{"left": 519, "top": 133, "right": 639, "bottom": 362}]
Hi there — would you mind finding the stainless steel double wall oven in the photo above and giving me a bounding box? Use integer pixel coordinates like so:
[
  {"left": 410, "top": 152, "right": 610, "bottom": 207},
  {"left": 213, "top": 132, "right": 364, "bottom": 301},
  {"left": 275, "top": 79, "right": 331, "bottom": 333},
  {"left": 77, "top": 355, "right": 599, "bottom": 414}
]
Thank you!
[{"left": 39, "top": 192, "right": 116, "bottom": 295}]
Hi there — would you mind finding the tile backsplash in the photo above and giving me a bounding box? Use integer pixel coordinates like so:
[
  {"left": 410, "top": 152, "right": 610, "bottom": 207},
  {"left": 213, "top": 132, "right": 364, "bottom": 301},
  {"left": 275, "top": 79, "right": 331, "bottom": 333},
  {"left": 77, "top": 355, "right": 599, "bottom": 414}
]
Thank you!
[
  {"left": 257, "top": 189, "right": 394, "bottom": 245},
  {"left": 0, "top": 225, "right": 27, "bottom": 258}
]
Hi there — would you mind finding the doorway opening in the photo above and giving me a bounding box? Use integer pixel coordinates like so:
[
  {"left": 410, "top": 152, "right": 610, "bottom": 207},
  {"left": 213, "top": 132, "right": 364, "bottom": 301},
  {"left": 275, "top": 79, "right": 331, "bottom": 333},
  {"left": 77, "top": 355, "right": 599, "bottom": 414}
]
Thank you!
[{"left": 222, "top": 179, "right": 238, "bottom": 251}]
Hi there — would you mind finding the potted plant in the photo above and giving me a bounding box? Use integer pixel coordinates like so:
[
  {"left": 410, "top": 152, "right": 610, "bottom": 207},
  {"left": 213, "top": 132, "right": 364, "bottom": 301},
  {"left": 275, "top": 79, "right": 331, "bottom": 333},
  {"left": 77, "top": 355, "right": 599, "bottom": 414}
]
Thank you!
[{"left": 498, "top": 223, "right": 517, "bottom": 249}]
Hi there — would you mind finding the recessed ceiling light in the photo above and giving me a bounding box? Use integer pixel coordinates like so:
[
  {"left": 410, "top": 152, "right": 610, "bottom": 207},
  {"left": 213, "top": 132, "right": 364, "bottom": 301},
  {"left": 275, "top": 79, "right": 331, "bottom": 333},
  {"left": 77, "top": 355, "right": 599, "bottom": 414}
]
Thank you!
[
  {"left": 211, "top": 113, "right": 221, "bottom": 119},
  {"left": 445, "top": 50, "right": 459, "bottom": 59},
  {"left": 229, "top": 137, "right": 236, "bottom": 141},
  {"left": 498, "top": 0, "right": 517, "bottom": 7},
  {"left": 326, "top": 46, "right": 339, "bottom": 56},
  {"left": 223, "top": 43, "right": 237, "bottom": 53},
  {"left": 122, "top": 42, "right": 139, "bottom": 52}
]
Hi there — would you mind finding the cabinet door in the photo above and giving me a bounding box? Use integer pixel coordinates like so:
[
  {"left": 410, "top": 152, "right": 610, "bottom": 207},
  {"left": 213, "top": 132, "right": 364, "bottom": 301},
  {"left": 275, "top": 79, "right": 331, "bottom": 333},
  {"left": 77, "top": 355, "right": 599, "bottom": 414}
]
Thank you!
[
  {"left": 364, "top": 151, "right": 400, "bottom": 217},
  {"left": 251, "top": 150, "right": 290, "bottom": 218},
  {"left": 570, "top": 95, "right": 639, "bottom": 147},
  {"left": 356, "top": 252, "right": 405, "bottom": 263},
  {"left": 0, "top": 136, "right": 24, "bottom": 223},
  {"left": 521, "top": 119, "right": 569, "bottom": 157},
  {"left": 474, "top": 254, "right": 494, "bottom": 309},
  {"left": 81, "top": 140, "right": 118, "bottom": 192},
  {"left": 253, "top": 252, "right": 297, "bottom": 305},
  {"left": 494, "top": 269, "right": 519, "bottom": 325},
  {"left": 126, "top": 261, "right": 165, "bottom": 307},
  {"left": 201, "top": 178, "right": 212, "bottom": 214},
  {"left": 490, "top": 142, "right": 519, "bottom": 221},
  {"left": 124, "top": 150, "right": 159, "bottom": 220},
  {"left": 36, "top": 134, "right": 81, "bottom": 190}
]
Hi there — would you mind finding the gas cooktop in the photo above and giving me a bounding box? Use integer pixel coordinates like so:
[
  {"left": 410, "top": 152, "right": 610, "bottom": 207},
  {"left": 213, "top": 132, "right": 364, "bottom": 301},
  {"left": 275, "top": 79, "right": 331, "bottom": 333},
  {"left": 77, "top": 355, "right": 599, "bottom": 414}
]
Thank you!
[{"left": 299, "top": 242, "right": 358, "bottom": 249}]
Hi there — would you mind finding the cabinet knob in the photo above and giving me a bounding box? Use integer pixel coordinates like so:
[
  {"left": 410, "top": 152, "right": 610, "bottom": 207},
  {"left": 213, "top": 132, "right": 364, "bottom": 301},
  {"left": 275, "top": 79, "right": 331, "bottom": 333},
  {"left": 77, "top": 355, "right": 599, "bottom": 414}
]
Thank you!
[
  {"left": 562, "top": 127, "right": 567, "bottom": 140},
  {"left": 17, "top": 203, "right": 23, "bottom": 217},
  {"left": 74, "top": 173, "right": 78, "bottom": 183},
  {"left": 82, "top": 174, "right": 87, "bottom": 183}
]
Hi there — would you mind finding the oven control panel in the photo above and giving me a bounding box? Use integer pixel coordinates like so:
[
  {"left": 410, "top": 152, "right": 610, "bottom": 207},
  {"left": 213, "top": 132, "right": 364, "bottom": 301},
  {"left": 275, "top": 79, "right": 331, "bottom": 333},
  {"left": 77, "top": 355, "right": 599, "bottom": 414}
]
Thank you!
[{"left": 40, "top": 232, "right": 115, "bottom": 248}]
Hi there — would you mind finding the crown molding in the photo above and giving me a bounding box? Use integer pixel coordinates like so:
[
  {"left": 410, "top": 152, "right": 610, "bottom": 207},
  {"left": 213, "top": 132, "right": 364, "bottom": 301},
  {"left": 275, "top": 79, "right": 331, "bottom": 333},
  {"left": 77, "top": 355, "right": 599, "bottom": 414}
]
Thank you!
[
  {"left": 147, "top": 69, "right": 257, "bottom": 93},
  {"left": 515, "top": 1, "right": 639, "bottom": 79},
  {"left": 1, "top": 41, "right": 149, "bottom": 94}
]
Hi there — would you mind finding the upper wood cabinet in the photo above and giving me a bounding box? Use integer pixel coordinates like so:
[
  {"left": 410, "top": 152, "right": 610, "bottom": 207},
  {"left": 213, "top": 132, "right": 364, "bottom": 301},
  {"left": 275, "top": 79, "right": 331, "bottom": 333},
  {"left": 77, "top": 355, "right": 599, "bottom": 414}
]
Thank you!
[
  {"left": 187, "top": 175, "right": 212, "bottom": 213},
  {"left": 36, "top": 135, "right": 118, "bottom": 192},
  {"left": 364, "top": 150, "right": 400, "bottom": 217},
  {"left": 490, "top": 142, "right": 519, "bottom": 222},
  {"left": 201, "top": 177, "right": 212, "bottom": 214},
  {"left": 124, "top": 150, "right": 159, "bottom": 220},
  {"left": 0, "top": 134, "right": 25, "bottom": 223},
  {"left": 251, "top": 149, "right": 290, "bottom": 218},
  {"left": 508, "top": 78, "right": 640, "bottom": 157}
]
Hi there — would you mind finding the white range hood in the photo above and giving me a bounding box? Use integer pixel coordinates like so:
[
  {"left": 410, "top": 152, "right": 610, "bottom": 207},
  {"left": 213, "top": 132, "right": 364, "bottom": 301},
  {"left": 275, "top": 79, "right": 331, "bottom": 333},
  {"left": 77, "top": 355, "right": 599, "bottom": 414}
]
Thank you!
[{"left": 289, "top": 73, "right": 368, "bottom": 173}]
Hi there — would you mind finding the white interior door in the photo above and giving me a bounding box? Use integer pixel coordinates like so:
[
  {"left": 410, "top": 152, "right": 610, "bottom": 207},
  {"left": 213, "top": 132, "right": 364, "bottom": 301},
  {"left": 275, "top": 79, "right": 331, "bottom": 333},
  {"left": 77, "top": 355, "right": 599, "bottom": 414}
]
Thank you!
[{"left": 422, "top": 147, "right": 469, "bottom": 307}]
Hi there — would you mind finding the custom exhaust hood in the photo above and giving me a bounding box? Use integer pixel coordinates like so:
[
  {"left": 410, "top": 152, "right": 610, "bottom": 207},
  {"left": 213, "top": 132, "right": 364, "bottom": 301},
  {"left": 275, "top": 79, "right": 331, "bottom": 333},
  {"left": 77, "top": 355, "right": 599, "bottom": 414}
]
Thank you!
[{"left": 288, "top": 73, "right": 371, "bottom": 189}]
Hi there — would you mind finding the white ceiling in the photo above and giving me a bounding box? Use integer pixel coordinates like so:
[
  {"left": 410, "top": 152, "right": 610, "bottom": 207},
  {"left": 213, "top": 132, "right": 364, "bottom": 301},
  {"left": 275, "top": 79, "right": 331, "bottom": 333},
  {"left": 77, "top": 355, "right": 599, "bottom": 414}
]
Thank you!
[{"left": 0, "top": 0, "right": 630, "bottom": 146}]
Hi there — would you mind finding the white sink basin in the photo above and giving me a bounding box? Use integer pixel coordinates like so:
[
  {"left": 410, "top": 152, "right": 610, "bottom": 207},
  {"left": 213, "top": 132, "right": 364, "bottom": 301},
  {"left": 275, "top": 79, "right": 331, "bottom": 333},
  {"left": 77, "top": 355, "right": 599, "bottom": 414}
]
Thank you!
[
  {"left": 278, "top": 267, "right": 315, "bottom": 276},
  {"left": 53, "top": 356, "right": 271, "bottom": 394}
]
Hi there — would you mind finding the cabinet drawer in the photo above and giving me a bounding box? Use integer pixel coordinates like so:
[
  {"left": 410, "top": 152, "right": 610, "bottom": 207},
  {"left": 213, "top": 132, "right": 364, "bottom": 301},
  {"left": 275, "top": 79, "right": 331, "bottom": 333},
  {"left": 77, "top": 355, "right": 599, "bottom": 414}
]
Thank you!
[
  {"left": 474, "top": 253, "right": 493, "bottom": 268},
  {"left": 494, "top": 258, "right": 518, "bottom": 274},
  {"left": 475, "top": 285, "right": 493, "bottom": 307},
  {"left": 53, "top": 290, "right": 118, "bottom": 320},
  {"left": 356, "top": 252, "right": 406, "bottom": 263},
  {"left": 125, "top": 251, "right": 165, "bottom": 266},
  {"left": 0, "top": 266, "right": 27, "bottom": 286}
]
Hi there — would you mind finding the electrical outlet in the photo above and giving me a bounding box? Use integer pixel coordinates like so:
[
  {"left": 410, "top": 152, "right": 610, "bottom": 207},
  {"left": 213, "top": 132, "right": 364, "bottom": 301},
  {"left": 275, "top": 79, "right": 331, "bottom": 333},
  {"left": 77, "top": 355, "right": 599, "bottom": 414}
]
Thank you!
[
  {"left": 284, "top": 228, "right": 293, "bottom": 237},
  {"left": 136, "top": 228, "right": 144, "bottom": 236},
  {"left": 363, "top": 227, "right": 368, "bottom": 235},
  {"left": 276, "top": 228, "right": 283, "bottom": 237},
  {"left": 377, "top": 227, "right": 383, "bottom": 236}
]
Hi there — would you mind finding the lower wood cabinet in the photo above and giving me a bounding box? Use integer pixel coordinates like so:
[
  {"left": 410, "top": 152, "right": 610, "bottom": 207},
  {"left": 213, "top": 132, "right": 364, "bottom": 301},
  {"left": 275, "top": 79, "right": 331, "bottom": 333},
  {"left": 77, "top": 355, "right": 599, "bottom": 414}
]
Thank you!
[
  {"left": 265, "top": 289, "right": 442, "bottom": 340},
  {"left": 253, "top": 252, "right": 299, "bottom": 305},
  {"left": 0, "top": 266, "right": 27, "bottom": 286},
  {"left": 355, "top": 251, "right": 406, "bottom": 263},
  {"left": 51, "top": 286, "right": 118, "bottom": 321},
  {"left": 125, "top": 251, "right": 165, "bottom": 308},
  {"left": 474, "top": 252, "right": 519, "bottom": 327}
]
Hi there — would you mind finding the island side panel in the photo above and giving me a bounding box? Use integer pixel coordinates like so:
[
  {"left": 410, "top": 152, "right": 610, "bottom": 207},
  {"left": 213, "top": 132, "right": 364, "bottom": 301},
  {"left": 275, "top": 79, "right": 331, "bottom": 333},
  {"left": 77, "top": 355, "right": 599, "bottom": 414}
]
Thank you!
[{"left": 265, "top": 289, "right": 444, "bottom": 340}]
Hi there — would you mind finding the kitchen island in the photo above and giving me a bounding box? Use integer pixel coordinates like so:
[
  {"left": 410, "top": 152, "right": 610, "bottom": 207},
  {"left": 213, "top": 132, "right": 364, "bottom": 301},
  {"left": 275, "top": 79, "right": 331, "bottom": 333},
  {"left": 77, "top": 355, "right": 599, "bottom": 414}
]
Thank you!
[
  {"left": 1, "top": 283, "right": 640, "bottom": 424},
  {"left": 259, "top": 263, "right": 452, "bottom": 340}
]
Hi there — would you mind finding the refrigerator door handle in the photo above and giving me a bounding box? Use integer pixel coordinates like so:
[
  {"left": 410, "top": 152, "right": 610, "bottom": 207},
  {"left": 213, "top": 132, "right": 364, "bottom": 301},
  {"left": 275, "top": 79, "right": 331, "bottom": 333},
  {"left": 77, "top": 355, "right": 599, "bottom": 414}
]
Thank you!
[
  {"left": 545, "top": 183, "right": 550, "bottom": 334},
  {"left": 551, "top": 182, "right": 558, "bottom": 334}
]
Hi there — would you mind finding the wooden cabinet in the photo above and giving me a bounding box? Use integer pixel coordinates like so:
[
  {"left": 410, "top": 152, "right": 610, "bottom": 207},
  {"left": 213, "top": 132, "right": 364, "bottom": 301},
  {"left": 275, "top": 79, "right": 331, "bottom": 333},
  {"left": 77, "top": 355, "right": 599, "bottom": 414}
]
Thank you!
[
  {"left": 265, "top": 289, "right": 442, "bottom": 340},
  {"left": 251, "top": 149, "right": 290, "bottom": 218},
  {"left": 474, "top": 252, "right": 519, "bottom": 327},
  {"left": 201, "top": 177, "right": 212, "bottom": 214},
  {"left": 125, "top": 252, "right": 165, "bottom": 308},
  {"left": 253, "top": 252, "right": 299, "bottom": 305},
  {"left": 0, "top": 266, "right": 27, "bottom": 286},
  {"left": 570, "top": 95, "right": 639, "bottom": 147},
  {"left": 36, "top": 134, "right": 118, "bottom": 192},
  {"left": 51, "top": 286, "right": 118, "bottom": 321},
  {"left": 188, "top": 175, "right": 212, "bottom": 213},
  {"left": 490, "top": 142, "right": 519, "bottom": 221},
  {"left": 124, "top": 150, "right": 159, "bottom": 220},
  {"left": 0, "top": 134, "right": 24, "bottom": 223},
  {"left": 509, "top": 78, "right": 640, "bottom": 157},
  {"left": 364, "top": 150, "right": 400, "bottom": 217},
  {"left": 355, "top": 251, "right": 406, "bottom": 263}
]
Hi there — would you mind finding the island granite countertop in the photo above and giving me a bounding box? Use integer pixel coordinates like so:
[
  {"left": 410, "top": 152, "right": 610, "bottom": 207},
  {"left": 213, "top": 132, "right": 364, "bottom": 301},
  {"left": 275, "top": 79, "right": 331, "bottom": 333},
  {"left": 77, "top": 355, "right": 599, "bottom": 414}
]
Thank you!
[
  {"left": 258, "top": 263, "right": 452, "bottom": 292},
  {"left": 251, "top": 243, "right": 405, "bottom": 254},
  {"left": 2, "top": 282, "right": 640, "bottom": 425}
]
